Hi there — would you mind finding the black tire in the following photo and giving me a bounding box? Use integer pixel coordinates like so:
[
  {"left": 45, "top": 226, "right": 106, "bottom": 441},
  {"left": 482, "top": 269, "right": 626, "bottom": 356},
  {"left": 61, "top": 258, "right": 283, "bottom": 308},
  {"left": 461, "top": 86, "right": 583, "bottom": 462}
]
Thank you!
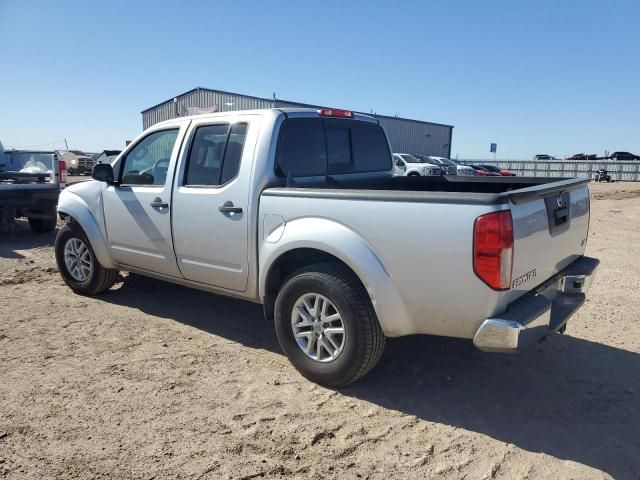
[
  {"left": 28, "top": 213, "right": 57, "bottom": 233},
  {"left": 408, "top": 172, "right": 420, "bottom": 177},
  {"left": 55, "top": 222, "right": 118, "bottom": 295},
  {"left": 274, "top": 263, "right": 385, "bottom": 387}
]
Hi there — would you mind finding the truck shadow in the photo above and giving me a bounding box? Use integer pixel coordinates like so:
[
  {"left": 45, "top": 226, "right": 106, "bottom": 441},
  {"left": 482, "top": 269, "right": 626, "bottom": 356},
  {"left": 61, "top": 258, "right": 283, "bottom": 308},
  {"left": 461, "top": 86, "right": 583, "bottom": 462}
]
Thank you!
[
  {"left": 0, "top": 220, "right": 57, "bottom": 259},
  {"left": 106, "top": 274, "right": 639, "bottom": 479}
]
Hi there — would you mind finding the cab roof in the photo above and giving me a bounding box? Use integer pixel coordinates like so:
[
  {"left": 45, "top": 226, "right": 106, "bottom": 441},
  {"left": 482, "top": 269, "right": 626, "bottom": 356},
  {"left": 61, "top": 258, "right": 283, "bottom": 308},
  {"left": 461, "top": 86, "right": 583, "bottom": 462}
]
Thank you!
[{"left": 153, "top": 107, "right": 378, "bottom": 127}]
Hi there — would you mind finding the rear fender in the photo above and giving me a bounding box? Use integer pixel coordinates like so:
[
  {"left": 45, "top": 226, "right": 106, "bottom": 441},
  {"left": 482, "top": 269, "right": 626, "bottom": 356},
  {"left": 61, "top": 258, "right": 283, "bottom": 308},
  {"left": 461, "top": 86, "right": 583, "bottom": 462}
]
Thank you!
[{"left": 259, "top": 217, "right": 412, "bottom": 336}]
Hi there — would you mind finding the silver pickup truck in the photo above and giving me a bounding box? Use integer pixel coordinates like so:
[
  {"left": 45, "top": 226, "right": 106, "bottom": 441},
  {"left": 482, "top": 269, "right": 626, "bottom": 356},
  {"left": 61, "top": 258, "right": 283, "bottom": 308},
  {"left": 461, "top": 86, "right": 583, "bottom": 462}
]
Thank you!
[{"left": 55, "top": 108, "right": 598, "bottom": 386}]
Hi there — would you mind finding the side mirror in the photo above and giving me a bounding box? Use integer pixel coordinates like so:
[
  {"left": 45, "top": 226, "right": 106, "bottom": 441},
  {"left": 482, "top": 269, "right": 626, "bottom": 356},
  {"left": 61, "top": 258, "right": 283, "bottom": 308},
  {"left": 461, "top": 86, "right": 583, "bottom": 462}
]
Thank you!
[{"left": 92, "top": 163, "right": 114, "bottom": 184}]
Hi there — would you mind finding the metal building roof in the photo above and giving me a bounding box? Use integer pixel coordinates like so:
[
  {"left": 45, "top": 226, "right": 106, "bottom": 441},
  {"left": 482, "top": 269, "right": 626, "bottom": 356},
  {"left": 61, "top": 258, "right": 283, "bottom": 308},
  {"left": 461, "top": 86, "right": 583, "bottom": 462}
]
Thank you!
[{"left": 141, "top": 87, "right": 454, "bottom": 129}]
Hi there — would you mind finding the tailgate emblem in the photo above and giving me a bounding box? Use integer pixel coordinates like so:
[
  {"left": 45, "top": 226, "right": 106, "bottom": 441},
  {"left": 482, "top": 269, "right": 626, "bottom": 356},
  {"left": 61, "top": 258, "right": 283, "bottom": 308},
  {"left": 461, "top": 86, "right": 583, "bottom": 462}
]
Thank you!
[{"left": 512, "top": 269, "right": 537, "bottom": 288}]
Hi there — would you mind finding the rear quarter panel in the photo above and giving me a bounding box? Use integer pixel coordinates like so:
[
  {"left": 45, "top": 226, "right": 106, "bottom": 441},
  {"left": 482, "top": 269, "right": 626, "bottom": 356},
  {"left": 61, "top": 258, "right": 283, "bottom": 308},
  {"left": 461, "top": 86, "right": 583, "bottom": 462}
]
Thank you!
[{"left": 259, "top": 192, "right": 507, "bottom": 339}]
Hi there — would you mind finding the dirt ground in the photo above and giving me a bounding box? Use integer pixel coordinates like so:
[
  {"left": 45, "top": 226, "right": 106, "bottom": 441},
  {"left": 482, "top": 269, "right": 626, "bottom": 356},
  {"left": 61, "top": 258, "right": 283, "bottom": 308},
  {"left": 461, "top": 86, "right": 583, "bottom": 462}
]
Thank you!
[{"left": 1, "top": 182, "right": 639, "bottom": 479}]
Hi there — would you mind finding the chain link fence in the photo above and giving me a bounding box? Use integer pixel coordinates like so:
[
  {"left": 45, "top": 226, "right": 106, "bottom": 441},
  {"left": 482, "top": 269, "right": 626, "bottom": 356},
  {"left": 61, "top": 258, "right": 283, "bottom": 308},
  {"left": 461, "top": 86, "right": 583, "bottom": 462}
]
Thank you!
[{"left": 457, "top": 160, "right": 640, "bottom": 181}]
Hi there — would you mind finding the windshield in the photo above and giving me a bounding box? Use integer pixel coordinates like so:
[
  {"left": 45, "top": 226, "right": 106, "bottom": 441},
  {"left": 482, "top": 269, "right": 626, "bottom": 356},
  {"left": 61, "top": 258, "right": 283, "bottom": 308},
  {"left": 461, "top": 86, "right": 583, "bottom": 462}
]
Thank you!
[
  {"left": 399, "top": 154, "right": 422, "bottom": 163},
  {"left": 2, "top": 152, "right": 54, "bottom": 173}
]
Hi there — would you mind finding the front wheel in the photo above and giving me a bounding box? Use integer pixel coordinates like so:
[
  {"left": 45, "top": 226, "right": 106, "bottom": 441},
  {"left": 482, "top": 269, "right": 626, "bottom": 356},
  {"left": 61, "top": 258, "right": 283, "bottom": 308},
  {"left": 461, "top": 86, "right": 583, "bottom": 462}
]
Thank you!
[
  {"left": 55, "top": 223, "right": 118, "bottom": 295},
  {"left": 274, "top": 263, "right": 385, "bottom": 387}
]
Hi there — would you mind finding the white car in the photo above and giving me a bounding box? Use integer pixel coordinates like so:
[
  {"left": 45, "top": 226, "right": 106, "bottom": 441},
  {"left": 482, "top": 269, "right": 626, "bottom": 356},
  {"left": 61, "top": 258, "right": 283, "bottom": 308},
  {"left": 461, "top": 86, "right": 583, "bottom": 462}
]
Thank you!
[
  {"left": 425, "top": 156, "right": 476, "bottom": 176},
  {"left": 393, "top": 153, "right": 441, "bottom": 177}
]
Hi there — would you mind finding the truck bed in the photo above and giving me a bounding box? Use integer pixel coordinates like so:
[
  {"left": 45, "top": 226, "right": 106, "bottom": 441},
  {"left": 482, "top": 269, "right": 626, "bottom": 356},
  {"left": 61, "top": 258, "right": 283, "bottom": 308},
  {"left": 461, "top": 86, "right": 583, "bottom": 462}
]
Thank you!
[
  {"left": 261, "top": 175, "right": 591, "bottom": 338},
  {"left": 266, "top": 175, "right": 590, "bottom": 205}
]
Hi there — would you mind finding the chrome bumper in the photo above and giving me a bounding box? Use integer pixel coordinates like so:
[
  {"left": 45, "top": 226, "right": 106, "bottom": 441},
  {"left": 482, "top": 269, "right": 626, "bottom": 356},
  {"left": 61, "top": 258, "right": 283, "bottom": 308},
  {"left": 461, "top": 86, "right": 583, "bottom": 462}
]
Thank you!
[{"left": 473, "top": 256, "right": 599, "bottom": 353}]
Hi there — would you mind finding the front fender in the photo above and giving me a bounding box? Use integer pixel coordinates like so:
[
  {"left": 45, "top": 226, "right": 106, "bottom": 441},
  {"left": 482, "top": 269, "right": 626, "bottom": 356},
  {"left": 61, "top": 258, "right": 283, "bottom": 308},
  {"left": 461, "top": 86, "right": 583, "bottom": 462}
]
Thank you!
[
  {"left": 57, "top": 187, "right": 115, "bottom": 269},
  {"left": 259, "top": 217, "right": 412, "bottom": 337}
]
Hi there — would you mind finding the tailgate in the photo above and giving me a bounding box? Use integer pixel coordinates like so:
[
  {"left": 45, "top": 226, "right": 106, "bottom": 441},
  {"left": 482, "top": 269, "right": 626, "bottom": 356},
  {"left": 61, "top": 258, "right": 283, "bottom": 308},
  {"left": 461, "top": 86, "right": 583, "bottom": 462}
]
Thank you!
[
  {"left": 0, "top": 183, "right": 61, "bottom": 208},
  {"left": 507, "top": 179, "right": 590, "bottom": 297}
]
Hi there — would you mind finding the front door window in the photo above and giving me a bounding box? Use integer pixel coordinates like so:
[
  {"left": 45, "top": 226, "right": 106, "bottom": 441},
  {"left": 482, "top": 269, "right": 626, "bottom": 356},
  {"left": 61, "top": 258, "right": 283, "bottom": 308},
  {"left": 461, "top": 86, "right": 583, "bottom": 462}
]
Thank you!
[{"left": 120, "top": 129, "right": 179, "bottom": 186}]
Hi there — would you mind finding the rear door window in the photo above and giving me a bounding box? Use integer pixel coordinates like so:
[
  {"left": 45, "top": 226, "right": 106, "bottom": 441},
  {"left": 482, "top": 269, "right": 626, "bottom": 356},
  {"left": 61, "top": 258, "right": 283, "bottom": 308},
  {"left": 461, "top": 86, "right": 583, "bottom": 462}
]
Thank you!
[
  {"left": 185, "top": 122, "right": 248, "bottom": 186},
  {"left": 276, "top": 117, "right": 391, "bottom": 177},
  {"left": 221, "top": 123, "right": 248, "bottom": 184}
]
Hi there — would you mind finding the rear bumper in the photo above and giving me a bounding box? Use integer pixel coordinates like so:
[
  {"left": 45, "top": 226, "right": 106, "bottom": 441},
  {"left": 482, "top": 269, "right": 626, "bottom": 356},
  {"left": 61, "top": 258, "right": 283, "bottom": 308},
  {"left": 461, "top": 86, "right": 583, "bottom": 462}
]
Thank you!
[
  {"left": 0, "top": 186, "right": 60, "bottom": 214},
  {"left": 473, "top": 256, "right": 599, "bottom": 352}
]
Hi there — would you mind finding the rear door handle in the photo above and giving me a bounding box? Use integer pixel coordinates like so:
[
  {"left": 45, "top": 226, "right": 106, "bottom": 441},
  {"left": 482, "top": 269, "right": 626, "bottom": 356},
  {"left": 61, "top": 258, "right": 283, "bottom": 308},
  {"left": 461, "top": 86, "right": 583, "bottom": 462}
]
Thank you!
[
  {"left": 219, "top": 201, "right": 243, "bottom": 214},
  {"left": 150, "top": 197, "right": 169, "bottom": 209}
]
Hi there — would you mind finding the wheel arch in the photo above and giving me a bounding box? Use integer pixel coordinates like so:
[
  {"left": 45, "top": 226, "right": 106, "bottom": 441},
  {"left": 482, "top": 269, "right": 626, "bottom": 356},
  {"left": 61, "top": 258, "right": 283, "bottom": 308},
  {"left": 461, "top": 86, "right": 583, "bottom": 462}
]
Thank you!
[
  {"left": 259, "top": 217, "right": 411, "bottom": 336},
  {"left": 57, "top": 192, "right": 115, "bottom": 269}
]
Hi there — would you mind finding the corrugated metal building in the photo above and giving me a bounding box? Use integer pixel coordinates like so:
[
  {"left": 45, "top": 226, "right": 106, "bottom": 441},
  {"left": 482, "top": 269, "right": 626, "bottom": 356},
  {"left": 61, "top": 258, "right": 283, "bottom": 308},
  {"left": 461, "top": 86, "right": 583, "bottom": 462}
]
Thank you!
[{"left": 141, "top": 88, "right": 454, "bottom": 157}]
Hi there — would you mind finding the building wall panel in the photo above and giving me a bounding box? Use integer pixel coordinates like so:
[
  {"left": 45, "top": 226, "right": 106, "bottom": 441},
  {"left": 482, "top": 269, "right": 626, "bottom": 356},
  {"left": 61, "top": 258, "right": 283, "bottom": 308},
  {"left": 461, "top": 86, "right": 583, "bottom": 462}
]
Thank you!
[{"left": 142, "top": 89, "right": 454, "bottom": 158}]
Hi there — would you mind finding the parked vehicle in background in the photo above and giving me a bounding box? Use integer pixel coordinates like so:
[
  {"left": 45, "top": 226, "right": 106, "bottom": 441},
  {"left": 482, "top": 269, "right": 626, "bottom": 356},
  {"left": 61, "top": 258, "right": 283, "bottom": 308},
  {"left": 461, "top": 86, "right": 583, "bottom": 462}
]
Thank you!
[
  {"left": 55, "top": 107, "right": 598, "bottom": 387},
  {"left": 393, "top": 154, "right": 441, "bottom": 176},
  {"left": 609, "top": 151, "right": 640, "bottom": 161},
  {"left": 479, "top": 164, "right": 516, "bottom": 176},
  {"left": 593, "top": 168, "right": 611, "bottom": 182},
  {"left": 74, "top": 156, "right": 94, "bottom": 174},
  {"left": 450, "top": 159, "right": 477, "bottom": 176},
  {"left": 94, "top": 150, "right": 122, "bottom": 165},
  {"left": 470, "top": 165, "right": 501, "bottom": 176},
  {"left": 1, "top": 150, "right": 66, "bottom": 233},
  {"left": 534, "top": 154, "right": 558, "bottom": 161},
  {"left": 417, "top": 155, "right": 457, "bottom": 175},
  {"left": 567, "top": 153, "right": 597, "bottom": 160},
  {"left": 59, "top": 151, "right": 94, "bottom": 175},
  {"left": 415, "top": 155, "right": 456, "bottom": 175}
]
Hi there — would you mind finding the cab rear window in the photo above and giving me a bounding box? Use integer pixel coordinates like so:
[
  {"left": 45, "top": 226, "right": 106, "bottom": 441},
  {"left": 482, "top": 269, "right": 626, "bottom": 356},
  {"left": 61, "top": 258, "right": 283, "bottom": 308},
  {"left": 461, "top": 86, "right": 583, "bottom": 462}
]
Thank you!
[{"left": 275, "top": 117, "right": 391, "bottom": 177}]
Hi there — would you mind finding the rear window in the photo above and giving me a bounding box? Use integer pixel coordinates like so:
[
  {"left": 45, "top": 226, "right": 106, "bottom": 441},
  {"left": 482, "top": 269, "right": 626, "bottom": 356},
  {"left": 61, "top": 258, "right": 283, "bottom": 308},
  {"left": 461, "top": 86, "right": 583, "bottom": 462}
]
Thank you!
[
  {"left": 275, "top": 117, "right": 391, "bottom": 177},
  {"left": 3, "top": 152, "right": 55, "bottom": 173}
]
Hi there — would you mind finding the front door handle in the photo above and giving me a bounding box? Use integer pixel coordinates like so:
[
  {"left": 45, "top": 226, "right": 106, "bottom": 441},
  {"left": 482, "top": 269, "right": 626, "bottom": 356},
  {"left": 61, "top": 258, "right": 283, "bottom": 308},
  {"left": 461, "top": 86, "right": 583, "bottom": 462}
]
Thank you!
[
  {"left": 219, "top": 201, "right": 243, "bottom": 214},
  {"left": 150, "top": 197, "right": 169, "bottom": 209}
]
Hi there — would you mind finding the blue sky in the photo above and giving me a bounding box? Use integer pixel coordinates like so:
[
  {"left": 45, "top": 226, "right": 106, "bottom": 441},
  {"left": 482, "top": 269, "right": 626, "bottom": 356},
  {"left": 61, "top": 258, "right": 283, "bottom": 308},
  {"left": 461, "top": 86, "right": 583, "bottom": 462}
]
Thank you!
[{"left": 1, "top": 0, "right": 638, "bottom": 158}]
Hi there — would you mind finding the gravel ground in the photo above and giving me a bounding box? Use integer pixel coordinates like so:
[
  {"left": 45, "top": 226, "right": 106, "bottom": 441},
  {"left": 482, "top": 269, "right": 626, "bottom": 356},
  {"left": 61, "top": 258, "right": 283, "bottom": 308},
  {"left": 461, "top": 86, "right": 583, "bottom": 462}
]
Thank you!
[{"left": 1, "top": 182, "right": 639, "bottom": 479}]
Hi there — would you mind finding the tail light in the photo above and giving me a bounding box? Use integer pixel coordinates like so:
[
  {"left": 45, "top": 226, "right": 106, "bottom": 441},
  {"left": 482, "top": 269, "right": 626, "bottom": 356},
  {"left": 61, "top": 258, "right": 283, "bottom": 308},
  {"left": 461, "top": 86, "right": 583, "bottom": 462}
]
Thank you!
[
  {"left": 58, "top": 160, "right": 67, "bottom": 183},
  {"left": 473, "top": 210, "right": 513, "bottom": 290},
  {"left": 319, "top": 108, "right": 354, "bottom": 118}
]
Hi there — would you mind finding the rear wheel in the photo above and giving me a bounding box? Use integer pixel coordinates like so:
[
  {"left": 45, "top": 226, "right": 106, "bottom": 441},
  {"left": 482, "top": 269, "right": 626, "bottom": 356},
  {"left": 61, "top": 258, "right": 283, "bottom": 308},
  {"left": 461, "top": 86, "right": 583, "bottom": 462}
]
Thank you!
[
  {"left": 408, "top": 172, "right": 420, "bottom": 177},
  {"left": 274, "top": 263, "right": 385, "bottom": 387},
  {"left": 55, "top": 223, "right": 118, "bottom": 295},
  {"left": 28, "top": 211, "right": 57, "bottom": 233}
]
